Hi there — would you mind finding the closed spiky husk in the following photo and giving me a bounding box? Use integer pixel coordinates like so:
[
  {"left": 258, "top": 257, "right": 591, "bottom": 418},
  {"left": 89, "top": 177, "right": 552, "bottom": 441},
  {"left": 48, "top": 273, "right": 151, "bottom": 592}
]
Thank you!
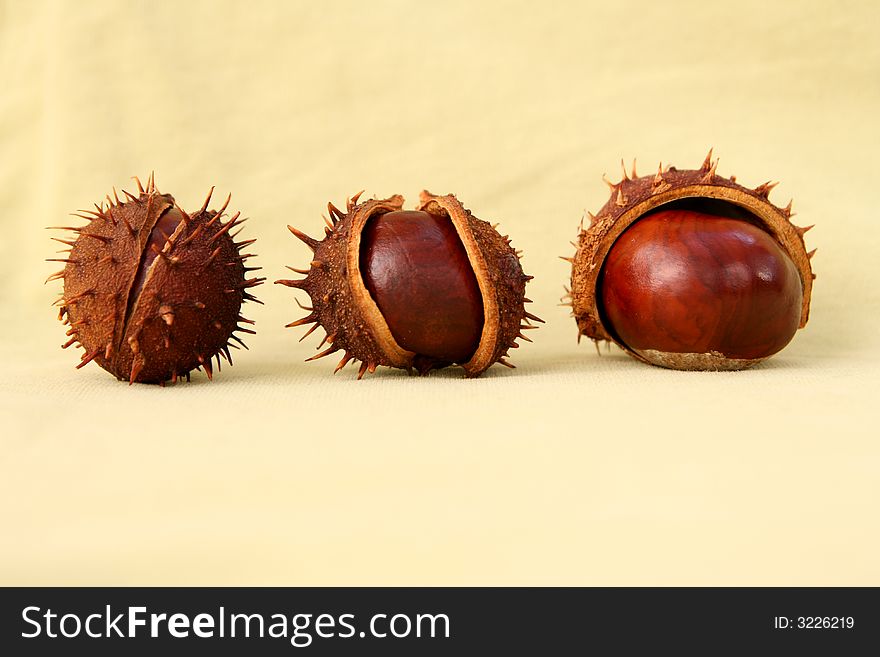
[
  {"left": 48, "top": 176, "right": 264, "bottom": 384},
  {"left": 568, "top": 151, "right": 815, "bottom": 369},
  {"left": 277, "top": 191, "right": 540, "bottom": 378}
]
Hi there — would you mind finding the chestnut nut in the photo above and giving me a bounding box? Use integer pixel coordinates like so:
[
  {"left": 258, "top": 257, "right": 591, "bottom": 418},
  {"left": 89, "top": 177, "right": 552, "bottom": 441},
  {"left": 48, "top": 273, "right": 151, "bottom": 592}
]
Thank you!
[
  {"left": 277, "top": 191, "right": 541, "bottom": 378},
  {"left": 567, "top": 151, "right": 815, "bottom": 371}
]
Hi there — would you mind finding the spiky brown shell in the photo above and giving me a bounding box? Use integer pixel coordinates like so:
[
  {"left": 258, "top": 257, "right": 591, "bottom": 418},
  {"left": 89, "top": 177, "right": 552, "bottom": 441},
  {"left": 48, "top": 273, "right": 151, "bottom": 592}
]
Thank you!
[
  {"left": 49, "top": 177, "right": 264, "bottom": 384},
  {"left": 276, "top": 191, "right": 540, "bottom": 378},
  {"left": 568, "top": 151, "right": 815, "bottom": 367}
]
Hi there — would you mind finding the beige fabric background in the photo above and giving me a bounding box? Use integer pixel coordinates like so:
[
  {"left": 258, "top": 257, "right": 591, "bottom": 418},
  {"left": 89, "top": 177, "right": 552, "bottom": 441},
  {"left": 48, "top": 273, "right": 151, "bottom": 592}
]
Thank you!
[{"left": 1, "top": 0, "right": 878, "bottom": 584}]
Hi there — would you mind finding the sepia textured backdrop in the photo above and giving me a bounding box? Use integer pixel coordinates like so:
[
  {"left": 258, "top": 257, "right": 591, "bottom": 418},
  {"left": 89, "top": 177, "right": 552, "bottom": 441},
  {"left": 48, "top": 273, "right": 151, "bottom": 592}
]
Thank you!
[{"left": 1, "top": 0, "right": 878, "bottom": 584}]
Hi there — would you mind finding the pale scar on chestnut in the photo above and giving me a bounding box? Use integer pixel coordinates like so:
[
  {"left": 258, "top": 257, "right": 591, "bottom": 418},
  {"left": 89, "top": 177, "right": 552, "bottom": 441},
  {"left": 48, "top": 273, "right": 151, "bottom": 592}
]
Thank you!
[
  {"left": 276, "top": 191, "right": 542, "bottom": 378},
  {"left": 47, "top": 175, "right": 264, "bottom": 384},
  {"left": 565, "top": 150, "right": 815, "bottom": 371}
]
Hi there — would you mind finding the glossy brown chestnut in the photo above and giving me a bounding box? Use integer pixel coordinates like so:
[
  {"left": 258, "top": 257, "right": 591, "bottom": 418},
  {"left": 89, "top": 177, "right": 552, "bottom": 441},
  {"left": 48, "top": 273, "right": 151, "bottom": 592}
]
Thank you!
[
  {"left": 568, "top": 152, "right": 816, "bottom": 371},
  {"left": 360, "top": 210, "right": 484, "bottom": 365},
  {"left": 599, "top": 209, "right": 803, "bottom": 366},
  {"left": 277, "top": 191, "right": 538, "bottom": 378}
]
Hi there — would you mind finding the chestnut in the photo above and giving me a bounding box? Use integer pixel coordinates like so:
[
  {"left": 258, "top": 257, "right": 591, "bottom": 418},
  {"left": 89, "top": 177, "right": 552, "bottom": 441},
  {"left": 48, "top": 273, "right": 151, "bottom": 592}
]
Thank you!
[
  {"left": 276, "top": 191, "right": 540, "bottom": 378},
  {"left": 47, "top": 175, "right": 263, "bottom": 384},
  {"left": 361, "top": 210, "right": 484, "bottom": 366},
  {"left": 567, "top": 152, "right": 815, "bottom": 370}
]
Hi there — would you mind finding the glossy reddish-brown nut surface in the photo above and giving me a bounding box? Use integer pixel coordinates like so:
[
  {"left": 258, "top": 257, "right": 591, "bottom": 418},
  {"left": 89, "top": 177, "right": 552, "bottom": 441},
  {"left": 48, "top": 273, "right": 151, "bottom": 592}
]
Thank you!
[
  {"left": 599, "top": 209, "right": 803, "bottom": 361},
  {"left": 130, "top": 206, "right": 186, "bottom": 300},
  {"left": 360, "top": 210, "right": 484, "bottom": 364}
]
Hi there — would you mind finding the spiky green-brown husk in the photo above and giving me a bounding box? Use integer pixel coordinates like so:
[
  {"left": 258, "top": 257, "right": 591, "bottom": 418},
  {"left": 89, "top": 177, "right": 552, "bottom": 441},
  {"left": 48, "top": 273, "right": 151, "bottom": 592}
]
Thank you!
[
  {"left": 567, "top": 151, "right": 815, "bottom": 369},
  {"left": 276, "top": 191, "right": 540, "bottom": 378},
  {"left": 49, "top": 176, "right": 263, "bottom": 384}
]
